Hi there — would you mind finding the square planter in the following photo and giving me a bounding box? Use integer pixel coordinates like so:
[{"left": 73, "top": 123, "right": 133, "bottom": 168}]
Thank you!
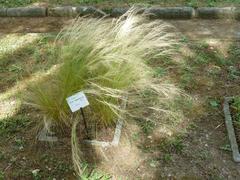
[
  {"left": 83, "top": 98, "right": 127, "bottom": 147},
  {"left": 37, "top": 98, "right": 127, "bottom": 148},
  {"left": 83, "top": 119, "right": 123, "bottom": 147}
]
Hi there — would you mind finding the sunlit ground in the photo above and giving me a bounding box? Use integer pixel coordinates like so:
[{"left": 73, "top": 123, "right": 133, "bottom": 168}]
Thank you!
[{"left": 0, "top": 33, "right": 57, "bottom": 120}]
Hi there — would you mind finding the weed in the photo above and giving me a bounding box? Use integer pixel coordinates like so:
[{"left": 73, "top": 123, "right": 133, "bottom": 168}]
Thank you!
[
  {"left": 209, "top": 99, "right": 220, "bottom": 108},
  {"left": 207, "top": 65, "right": 221, "bottom": 76},
  {"left": 154, "top": 67, "right": 167, "bottom": 78},
  {"left": 228, "top": 66, "right": 240, "bottom": 80},
  {"left": 188, "top": 122, "right": 198, "bottom": 130},
  {"left": 0, "top": 170, "right": 4, "bottom": 180},
  {"left": 228, "top": 43, "right": 240, "bottom": 61},
  {"left": 10, "top": 156, "right": 17, "bottom": 164},
  {"left": 163, "top": 153, "right": 172, "bottom": 163},
  {"left": 132, "top": 132, "right": 140, "bottom": 141},
  {"left": 80, "top": 164, "right": 111, "bottom": 180},
  {"left": 232, "top": 97, "right": 240, "bottom": 122},
  {"left": 137, "top": 119, "right": 155, "bottom": 135},
  {"left": 0, "top": 152, "right": 5, "bottom": 161},
  {"left": 32, "top": 169, "right": 41, "bottom": 180},
  {"left": 187, "top": 0, "right": 198, "bottom": 7},
  {"left": 198, "top": 150, "right": 211, "bottom": 160},
  {"left": 8, "top": 64, "right": 24, "bottom": 73},
  {"left": 179, "top": 35, "right": 189, "bottom": 43},
  {"left": 180, "top": 73, "right": 194, "bottom": 89},
  {"left": 171, "top": 137, "right": 184, "bottom": 153},
  {"left": 56, "top": 161, "right": 71, "bottom": 173},
  {"left": 149, "top": 159, "right": 158, "bottom": 168},
  {"left": 0, "top": 115, "right": 30, "bottom": 136},
  {"left": 219, "top": 144, "right": 232, "bottom": 152},
  {"left": 195, "top": 53, "right": 210, "bottom": 65},
  {"left": 14, "top": 137, "right": 24, "bottom": 150},
  {"left": 206, "top": 0, "right": 215, "bottom": 7},
  {"left": 160, "top": 136, "right": 185, "bottom": 154}
]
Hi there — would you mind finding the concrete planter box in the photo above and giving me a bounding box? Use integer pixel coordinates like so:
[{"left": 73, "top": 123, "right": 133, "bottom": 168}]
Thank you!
[
  {"left": 7, "top": 7, "right": 46, "bottom": 17},
  {"left": 38, "top": 98, "right": 127, "bottom": 147},
  {"left": 84, "top": 98, "right": 127, "bottom": 147},
  {"left": 84, "top": 120, "right": 123, "bottom": 147},
  {"left": 223, "top": 97, "right": 240, "bottom": 162}
]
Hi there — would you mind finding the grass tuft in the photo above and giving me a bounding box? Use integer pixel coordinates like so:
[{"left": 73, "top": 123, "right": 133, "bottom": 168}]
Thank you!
[
  {"left": 24, "top": 8, "right": 180, "bottom": 127},
  {"left": 24, "top": 8, "right": 183, "bottom": 176}
]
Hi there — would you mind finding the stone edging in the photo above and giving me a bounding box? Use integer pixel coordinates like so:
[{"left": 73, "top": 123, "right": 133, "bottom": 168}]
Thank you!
[
  {"left": 0, "top": 6, "right": 239, "bottom": 20},
  {"left": 223, "top": 97, "right": 240, "bottom": 162}
]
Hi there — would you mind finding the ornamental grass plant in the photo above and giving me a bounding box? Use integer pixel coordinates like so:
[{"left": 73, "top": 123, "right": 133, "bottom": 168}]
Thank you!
[{"left": 24, "top": 8, "right": 183, "bottom": 177}]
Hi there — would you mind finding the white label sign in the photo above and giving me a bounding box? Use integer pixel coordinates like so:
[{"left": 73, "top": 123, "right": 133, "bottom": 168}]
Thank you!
[{"left": 66, "top": 91, "right": 89, "bottom": 112}]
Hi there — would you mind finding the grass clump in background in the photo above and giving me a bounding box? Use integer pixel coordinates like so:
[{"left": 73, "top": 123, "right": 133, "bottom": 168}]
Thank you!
[{"left": 24, "top": 8, "right": 184, "bottom": 177}]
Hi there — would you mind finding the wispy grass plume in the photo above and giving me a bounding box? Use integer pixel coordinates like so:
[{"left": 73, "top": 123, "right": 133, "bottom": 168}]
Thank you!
[{"left": 24, "top": 8, "right": 183, "bottom": 177}]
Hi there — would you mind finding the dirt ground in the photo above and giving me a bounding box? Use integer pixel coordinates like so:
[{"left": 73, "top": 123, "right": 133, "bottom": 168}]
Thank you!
[{"left": 0, "top": 17, "right": 240, "bottom": 179}]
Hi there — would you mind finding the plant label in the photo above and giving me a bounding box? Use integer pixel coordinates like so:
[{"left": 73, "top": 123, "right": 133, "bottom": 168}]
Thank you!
[{"left": 66, "top": 91, "right": 89, "bottom": 112}]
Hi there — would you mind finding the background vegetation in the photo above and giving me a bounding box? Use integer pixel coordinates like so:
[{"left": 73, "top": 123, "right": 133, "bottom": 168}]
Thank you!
[{"left": 0, "top": 0, "right": 240, "bottom": 7}]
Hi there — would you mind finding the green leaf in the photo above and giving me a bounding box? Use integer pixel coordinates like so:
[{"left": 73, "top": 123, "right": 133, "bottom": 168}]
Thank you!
[{"left": 209, "top": 100, "right": 219, "bottom": 108}]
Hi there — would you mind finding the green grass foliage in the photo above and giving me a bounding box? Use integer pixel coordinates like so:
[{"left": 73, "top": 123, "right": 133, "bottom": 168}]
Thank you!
[
  {"left": 24, "top": 8, "right": 182, "bottom": 177},
  {"left": 24, "top": 8, "right": 179, "bottom": 128}
]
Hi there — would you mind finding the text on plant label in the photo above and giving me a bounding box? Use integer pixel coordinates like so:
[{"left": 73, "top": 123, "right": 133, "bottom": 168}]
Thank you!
[{"left": 66, "top": 91, "right": 89, "bottom": 112}]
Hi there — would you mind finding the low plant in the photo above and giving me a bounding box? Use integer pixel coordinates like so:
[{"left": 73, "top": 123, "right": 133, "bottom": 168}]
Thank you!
[
  {"left": 0, "top": 115, "right": 30, "bottom": 136},
  {"left": 80, "top": 164, "right": 111, "bottom": 180},
  {"left": 232, "top": 96, "right": 240, "bottom": 123},
  {"left": 0, "top": 170, "right": 4, "bottom": 180},
  {"left": 24, "top": 8, "right": 183, "bottom": 177}
]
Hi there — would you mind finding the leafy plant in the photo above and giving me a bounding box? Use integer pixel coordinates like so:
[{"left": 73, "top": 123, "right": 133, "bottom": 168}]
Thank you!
[
  {"left": 80, "top": 164, "right": 111, "bottom": 180},
  {"left": 0, "top": 152, "right": 5, "bottom": 161},
  {"left": 228, "top": 66, "right": 240, "bottom": 80},
  {"left": 0, "top": 115, "right": 30, "bottom": 136},
  {"left": 137, "top": 119, "right": 155, "bottom": 135},
  {"left": 163, "top": 153, "right": 172, "bottom": 163},
  {"left": 209, "top": 99, "right": 219, "bottom": 108},
  {"left": 0, "top": 170, "right": 4, "bottom": 180},
  {"left": 219, "top": 144, "right": 232, "bottom": 152},
  {"left": 160, "top": 136, "right": 185, "bottom": 154}
]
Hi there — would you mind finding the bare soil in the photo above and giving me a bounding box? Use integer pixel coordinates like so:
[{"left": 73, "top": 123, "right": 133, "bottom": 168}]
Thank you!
[{"left": 0, "top": 18, "right": 240, "bottom": 179}]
